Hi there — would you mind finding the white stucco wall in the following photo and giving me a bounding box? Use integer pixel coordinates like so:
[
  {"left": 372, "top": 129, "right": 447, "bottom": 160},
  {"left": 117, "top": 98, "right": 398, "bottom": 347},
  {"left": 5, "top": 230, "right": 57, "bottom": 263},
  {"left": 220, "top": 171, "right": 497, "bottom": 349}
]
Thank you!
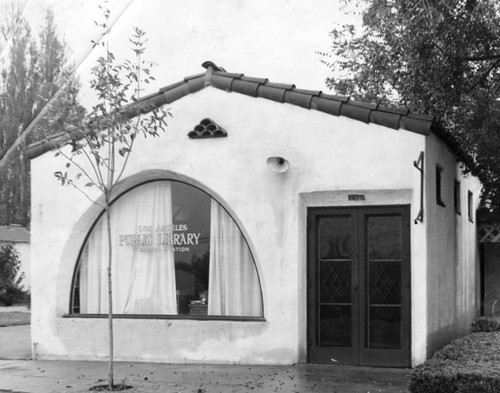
[
  {"left": 424, "top": 133, "right": 481, "bottom": 357},
  {"left": 31, "top": 87, "right": 430, "bottom": 364}
]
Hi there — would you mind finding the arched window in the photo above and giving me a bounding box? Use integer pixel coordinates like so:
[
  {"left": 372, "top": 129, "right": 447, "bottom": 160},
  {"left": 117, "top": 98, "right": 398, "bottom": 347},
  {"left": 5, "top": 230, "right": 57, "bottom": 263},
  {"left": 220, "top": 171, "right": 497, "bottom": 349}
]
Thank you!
[{"left": 71, "top": 180, "right": 263, "bottom": 318}]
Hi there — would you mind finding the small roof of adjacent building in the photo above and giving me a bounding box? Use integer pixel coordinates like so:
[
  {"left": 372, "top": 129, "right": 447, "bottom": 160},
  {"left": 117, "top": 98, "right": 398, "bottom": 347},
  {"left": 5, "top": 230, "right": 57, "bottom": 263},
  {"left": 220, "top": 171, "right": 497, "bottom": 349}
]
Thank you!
[
  {"left": 0, "top": 224, "right": 30, "bottom": 243},
  {"left": 27, "top": 61, "right": 442, "bottom": 159}
]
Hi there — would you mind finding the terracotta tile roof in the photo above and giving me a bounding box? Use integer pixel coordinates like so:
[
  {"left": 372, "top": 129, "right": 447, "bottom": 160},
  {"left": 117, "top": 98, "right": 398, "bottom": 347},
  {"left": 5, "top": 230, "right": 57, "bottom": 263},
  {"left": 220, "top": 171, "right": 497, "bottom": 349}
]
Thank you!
[
  {"left": 0, "top": 225, "right": 30, "bottom": 243},
  {"left": 27, "top": 61, "right": 438, "bottom": 159}
]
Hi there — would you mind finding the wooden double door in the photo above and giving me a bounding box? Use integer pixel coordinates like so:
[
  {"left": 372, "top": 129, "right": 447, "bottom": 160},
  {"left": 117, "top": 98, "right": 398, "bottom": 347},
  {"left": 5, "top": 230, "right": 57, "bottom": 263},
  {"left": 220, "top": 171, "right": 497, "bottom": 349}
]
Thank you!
[{"left": 307, "top": 206, "right": 411, "bottom": 367}]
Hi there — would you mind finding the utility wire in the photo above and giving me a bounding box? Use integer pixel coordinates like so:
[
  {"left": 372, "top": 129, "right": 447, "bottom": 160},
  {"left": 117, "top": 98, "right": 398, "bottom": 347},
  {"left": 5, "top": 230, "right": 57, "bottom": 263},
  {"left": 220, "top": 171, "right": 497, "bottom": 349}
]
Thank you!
[{"left": 0, "top": 0, "right": 136, "bottom": 169}]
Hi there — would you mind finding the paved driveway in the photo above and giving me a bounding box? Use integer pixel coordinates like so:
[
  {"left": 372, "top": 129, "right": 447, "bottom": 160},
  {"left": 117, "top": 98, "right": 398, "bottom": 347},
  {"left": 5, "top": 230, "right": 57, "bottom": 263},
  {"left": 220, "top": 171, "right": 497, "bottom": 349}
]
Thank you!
[
  {"left": 0, "top": 325, "right": 31, "bottom": 360},
  {"left": 0, "top": 306, "right": 31, "bottom": 360}
]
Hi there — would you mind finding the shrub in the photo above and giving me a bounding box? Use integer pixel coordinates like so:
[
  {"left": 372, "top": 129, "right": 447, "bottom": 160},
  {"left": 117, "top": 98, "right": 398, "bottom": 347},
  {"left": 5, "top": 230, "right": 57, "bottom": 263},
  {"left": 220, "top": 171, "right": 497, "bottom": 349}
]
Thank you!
[
  {"left": 0, "top": 243, "right": 27, "bottom": 306},
  {"left": 472, "top": 316, "right": 500, "bottom": 332},
  {"left": 409, "top": 332, "right": 500, "bottom": 392}
]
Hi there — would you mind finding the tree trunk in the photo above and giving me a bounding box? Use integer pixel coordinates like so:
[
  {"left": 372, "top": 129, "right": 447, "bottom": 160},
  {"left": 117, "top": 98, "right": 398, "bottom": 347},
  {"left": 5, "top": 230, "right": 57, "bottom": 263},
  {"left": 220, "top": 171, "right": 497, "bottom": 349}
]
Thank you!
[{"left": 105, "top": 200, "right": 114, "bottom": 390}]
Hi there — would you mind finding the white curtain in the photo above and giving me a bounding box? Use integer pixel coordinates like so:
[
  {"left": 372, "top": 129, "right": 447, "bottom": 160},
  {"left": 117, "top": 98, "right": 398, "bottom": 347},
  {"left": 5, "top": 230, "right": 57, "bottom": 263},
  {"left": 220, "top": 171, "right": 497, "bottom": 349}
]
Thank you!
[
  {"left": 208, "top": 200, "right": 263, "bottom": 316},
  {"left": 79, "top": 182, "right": 177, "bottom": 314}
]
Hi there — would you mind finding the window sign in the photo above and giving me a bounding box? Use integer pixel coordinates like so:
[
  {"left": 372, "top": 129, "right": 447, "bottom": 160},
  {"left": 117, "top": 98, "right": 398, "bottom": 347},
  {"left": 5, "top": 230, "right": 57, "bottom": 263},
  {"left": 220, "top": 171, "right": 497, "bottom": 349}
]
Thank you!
[
  {"left": 72, "top": 181, "right": 263, "bottom": 318},
  {"left": 118, "top": 224, "right": 201, "bottom": 252}
]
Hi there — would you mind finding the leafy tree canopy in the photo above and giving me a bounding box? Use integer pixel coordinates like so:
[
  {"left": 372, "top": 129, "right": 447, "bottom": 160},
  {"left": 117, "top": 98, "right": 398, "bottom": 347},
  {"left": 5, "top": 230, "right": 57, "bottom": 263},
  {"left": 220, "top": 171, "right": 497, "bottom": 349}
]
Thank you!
[
  {"left": 0, "top": 5, "right": 79, "bottom": 225},
  {"left": 322, "top": 0, "right": 500, "bottom": 218},
  {"left": 0, "top": 243, "right": 26, "bottom": 306}
]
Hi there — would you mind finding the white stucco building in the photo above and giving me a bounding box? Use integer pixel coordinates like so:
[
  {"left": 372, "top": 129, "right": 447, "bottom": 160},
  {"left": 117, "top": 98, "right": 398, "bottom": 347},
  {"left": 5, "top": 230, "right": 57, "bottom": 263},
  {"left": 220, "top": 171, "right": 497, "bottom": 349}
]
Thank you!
[{"left": 28, "top": 62, "right": 481, "bottom": 367}]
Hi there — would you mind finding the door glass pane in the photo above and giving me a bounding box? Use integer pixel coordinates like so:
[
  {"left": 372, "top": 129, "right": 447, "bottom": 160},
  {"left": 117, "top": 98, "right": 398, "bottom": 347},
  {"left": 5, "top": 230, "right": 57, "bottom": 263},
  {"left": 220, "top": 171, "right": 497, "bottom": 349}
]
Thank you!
[
  {"left": 320, "top": 261, "right": 351, "bottom": 303},
  {"left": 367, "top": 216, "right": 402, "bottom": 260},
  {"left": 369, "top": 261, "right": 401, "bottom": 305},
  {"left": 368, "top": 306, "right": 401, "bottom": 349},
  {"left": 366, "top": 214, "right": 403, "bottom": 349},
  {"left": 319, "top": 216, "right": 352, "bottom": 259},
  {"left": 320, "top": 305, "right": 351, "bottom": 346},
  {"left": 318, "top": 216, "right": 353, "bottom": 348}
]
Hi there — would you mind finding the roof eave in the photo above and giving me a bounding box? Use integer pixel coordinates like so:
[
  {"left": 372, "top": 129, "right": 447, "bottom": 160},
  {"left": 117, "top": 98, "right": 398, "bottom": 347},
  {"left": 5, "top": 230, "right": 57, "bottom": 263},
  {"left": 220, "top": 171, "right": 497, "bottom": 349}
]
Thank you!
[{"left": 27, "top": 61, "right": 435, "bottom": 159}]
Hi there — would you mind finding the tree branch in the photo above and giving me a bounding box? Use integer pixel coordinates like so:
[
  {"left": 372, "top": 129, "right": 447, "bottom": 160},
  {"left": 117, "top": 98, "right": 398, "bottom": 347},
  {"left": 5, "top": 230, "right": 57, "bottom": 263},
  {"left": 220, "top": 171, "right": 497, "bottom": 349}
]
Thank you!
[
  {"left": 463, "top": 53, "right": 500, "bottom": 62},
  {"left": 467, "top": 59, "right": 500, "bottom": 92},
  {"left": 113, "top": 120, "right": 138, "bottom": 186},
  {"left": 71, "top": 95, "right": 106, "bottom": 187},
  {"left": 55, "top": 146, "right": 104, "bottom": 192},
  {"left": 69, "top": 180, "right": 105, "bottom": 209}
]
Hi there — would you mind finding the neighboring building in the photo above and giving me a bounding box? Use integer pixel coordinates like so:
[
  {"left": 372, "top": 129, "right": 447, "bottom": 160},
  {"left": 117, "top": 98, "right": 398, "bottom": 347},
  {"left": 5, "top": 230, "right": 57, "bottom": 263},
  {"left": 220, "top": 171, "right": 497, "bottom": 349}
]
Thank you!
[
  {"left": 478, "top": 222, "right": 500, "bottom": 316},
  {"left": 0, "top": 224, "right": 30, "bottom": 289},
  {"left": 27, "top": 62, "right": 482, "bottom": 367}
]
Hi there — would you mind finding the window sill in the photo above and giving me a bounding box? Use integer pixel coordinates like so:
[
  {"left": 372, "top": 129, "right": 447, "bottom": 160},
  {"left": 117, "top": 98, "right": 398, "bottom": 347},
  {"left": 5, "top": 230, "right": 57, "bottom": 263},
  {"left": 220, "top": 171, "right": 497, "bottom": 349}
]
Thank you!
[{"left": 63, "top": 314, "right": 266, "bottom": 322}]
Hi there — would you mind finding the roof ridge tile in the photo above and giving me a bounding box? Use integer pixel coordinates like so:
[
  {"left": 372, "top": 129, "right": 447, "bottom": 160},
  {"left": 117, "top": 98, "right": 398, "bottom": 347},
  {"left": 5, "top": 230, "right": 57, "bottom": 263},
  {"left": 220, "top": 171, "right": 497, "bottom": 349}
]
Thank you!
[
  {"left": 257, "top": 84, "right": 287, "bottom": 102},
  {"left": 232, "top": 79, "right": 260, "bottom": 97},
  {"left": 240, "top": 76, "right": 269, "bottom": 84},
  {"left": 340, "top": 103, "right": 372, "bottom": 123},
  {"left": 209, "top": 72, "right": 234, "bottom": 91},
  {"left": 265, "top": 81, "right": 295, "bottom": 90},
  {"left": 284, "top": 90, "right": 314, "bottom": 109},
  {"left": 185, "top": 74, "right": 205, "bottom": 93},
  {"left": 347, "top": 100, "right": 378, "bottom": 110},
  {"left": 212, "top": 71, "right": 244, "bottom": 79},
  {"left": 159, "top": 80, "right": 186, "bottom": 93},
  {"left": 319, "top": 92, "right": 349, "bottom": 102},
  {"left": 161, "top": 82, "right": 190, "bottom": 104},
  {"left": 370, "top": 111, "right": 402, "bottom": 130},
  {"left": 184, "top": 72, "right": 206, "bottom": 81},
  {"left": 27, "top": 61, "right": 439, "bottom": 159},
  {"left": 377, "top": 105, "right": 410, "bottom": 116},
  {"left": 293, "top": 88, "right": 322, "bottom": 96},
  {"left": 407, "top": 112, "right": 434, "bottom": 121},
  {"left": 310, "top": 96, "right": 343, "bottom": 116}
]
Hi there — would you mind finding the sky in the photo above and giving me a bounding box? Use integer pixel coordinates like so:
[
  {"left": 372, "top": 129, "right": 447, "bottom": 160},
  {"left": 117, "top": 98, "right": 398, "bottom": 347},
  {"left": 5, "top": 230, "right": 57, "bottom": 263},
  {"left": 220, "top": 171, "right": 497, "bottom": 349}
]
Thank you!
[{"left": 0, "top": 0, "right": 362, "bottom": 103}]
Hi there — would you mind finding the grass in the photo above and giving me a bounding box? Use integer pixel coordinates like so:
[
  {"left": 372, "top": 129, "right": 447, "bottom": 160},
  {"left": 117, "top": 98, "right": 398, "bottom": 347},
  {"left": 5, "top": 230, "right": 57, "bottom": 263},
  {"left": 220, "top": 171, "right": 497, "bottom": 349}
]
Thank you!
[{"left": 0, "top": 310, "right": 30, "bottom": 327}]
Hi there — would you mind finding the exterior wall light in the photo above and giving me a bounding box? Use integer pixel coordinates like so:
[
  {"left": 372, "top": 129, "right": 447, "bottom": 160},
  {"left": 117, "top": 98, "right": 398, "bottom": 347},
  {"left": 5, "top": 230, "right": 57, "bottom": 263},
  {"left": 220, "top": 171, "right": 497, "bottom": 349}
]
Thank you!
[{"left": 266, "top": 156, "right": 290, "bottom": 173}]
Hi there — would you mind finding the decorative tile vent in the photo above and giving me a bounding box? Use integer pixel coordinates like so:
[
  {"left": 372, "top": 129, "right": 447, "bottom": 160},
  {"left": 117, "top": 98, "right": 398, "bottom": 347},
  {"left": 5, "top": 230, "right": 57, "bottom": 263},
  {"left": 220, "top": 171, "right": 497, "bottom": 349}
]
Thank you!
[{"left": 188, "top": 118, "right": 227, "bottom": 139}]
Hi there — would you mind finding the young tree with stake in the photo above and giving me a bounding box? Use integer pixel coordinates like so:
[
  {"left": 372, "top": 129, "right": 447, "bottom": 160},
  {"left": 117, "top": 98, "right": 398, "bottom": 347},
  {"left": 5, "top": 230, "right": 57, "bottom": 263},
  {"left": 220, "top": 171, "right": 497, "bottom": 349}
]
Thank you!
[{"left": 53, "top": 5, "right": 169, "bottom": 390}]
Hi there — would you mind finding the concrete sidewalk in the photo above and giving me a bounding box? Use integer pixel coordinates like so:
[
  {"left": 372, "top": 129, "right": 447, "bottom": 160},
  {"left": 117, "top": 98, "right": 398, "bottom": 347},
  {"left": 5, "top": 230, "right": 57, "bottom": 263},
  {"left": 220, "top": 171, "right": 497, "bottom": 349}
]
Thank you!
[
  {"left": 0, "top": 359, "right": 410, "bottom": 393},
  {"left": 0, "top": 312, "right": 411, "bottom": 392}
]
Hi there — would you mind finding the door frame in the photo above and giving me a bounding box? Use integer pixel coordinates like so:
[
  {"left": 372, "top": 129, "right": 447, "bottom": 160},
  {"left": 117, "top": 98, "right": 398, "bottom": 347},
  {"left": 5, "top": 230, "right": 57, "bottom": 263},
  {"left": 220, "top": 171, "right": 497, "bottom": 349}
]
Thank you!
[{"left": 306, "top": 205, "right": 412, "bottom": 367}]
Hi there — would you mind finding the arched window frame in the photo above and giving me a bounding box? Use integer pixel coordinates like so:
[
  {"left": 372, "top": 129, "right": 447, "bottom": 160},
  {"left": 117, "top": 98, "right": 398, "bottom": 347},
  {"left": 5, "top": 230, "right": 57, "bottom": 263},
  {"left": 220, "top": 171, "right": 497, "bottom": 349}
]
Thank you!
[{"left": 67, "top": 178, "right": 265, "bottom": 321}]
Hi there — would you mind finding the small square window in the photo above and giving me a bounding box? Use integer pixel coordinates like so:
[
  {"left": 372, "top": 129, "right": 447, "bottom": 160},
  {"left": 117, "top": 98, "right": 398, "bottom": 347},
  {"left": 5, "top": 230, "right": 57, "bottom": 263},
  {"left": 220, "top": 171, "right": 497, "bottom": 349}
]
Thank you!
[
  {"left": 468, "top": 191, "right": 474, "bottom": 222},
  {"left": 454, "top": 180, "right": 461, "bottom": 215},
  {"left": 436, "top": 165, "right": 445, "bottom": 207}
]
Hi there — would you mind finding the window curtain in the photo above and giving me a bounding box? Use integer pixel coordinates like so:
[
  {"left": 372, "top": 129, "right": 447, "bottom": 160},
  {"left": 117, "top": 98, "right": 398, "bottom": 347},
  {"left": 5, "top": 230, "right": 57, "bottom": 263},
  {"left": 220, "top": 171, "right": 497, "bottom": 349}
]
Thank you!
[
  {"left": 79, "top": 182, "right": 177, "bottom": 314},
  {"left": 208, "top": 200, "right": 263, "bottom": 316}
]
